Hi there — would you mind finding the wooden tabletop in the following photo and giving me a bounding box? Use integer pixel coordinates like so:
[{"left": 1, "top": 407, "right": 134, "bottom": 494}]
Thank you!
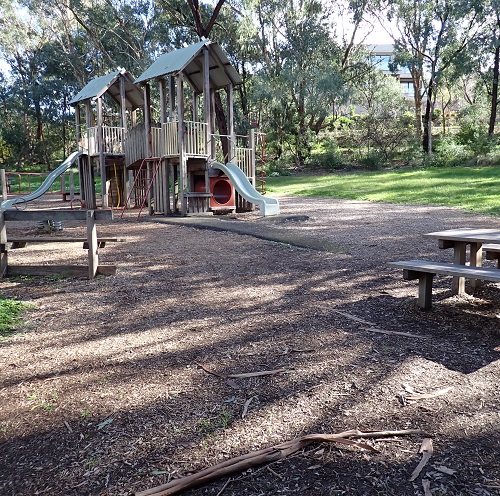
[{"left": 424, "top": 228, "right": 500, "bottom": 244}]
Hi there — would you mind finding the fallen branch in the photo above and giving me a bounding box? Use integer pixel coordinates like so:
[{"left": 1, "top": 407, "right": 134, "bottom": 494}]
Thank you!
[
  {"left": 332, "top": 310, "right": 425, "bottom": 339},
  {"left": 196, "top": 362, "right": 287, "bottom": 379},
  {"left": 359, "top": 326, "right": 424, "bottom": 339},
  {"left": 409, "top": 438, "right": 433, "bottom": 481},
  {"left": 136, "top": 429, "right": 426, "bottom": 496},
  {"left": 405, "top": 387, "right": 453, "bottom": 401}
]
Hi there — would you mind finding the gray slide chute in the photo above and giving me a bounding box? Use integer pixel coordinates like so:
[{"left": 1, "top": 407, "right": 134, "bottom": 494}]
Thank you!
[
  {"left": 211, "top": 161, "right": 280, "bottom": 216},
  {"left": 1, "top": 151, "right": 80, "bottom": 211}
]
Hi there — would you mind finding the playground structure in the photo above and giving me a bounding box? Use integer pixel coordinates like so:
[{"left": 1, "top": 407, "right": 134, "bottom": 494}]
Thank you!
[
  {"left": 0, "top": 41, "right": 279, "bottom": 280},
  {"left": 68, "top": 40, "right": 279, "bottom": 217}
]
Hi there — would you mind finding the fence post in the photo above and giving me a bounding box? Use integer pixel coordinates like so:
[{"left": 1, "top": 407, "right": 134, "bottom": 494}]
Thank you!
[{"left": 1, "top": 169, "right": 7, "bottom": 201}]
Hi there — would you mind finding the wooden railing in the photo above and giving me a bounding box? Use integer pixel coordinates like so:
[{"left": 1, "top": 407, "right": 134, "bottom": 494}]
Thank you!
[
  {"left": 151, "top": 127, "right": 163, "bottom": 157},
  {"left": 77, "top": 126, "right": 124, "bottom": 155},
  {"left": 235, "top": 147, "right": 253, "bottom": 178},
  {"left": 158, "top": 121, "right": 208, "bottom": 157},
  {"left": 123, "top": 123, "right": 147, "bottom": 167},
  {"left": 184, "top": 121, "right": 207, "bottom": 156}
]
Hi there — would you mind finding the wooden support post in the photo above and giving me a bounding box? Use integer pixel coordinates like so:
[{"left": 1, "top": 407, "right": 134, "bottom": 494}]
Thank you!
[
  {"left": 418, "top": 273, "right": 434, "bottom": 310},
  {"left": 168, "top": 76, "right": 176, "bottom": 120},
  {"left": 452, "top": 241, "right": 466, "bottom": 295},
  {"left": 210, "top": 89, "right": 216, "bottom": 160},
  {"left": 177, "top": 73, "right": 187, "bottom": 216},
  {"left": 0, "top": 210, "right": 7, "bottom": 277},
  {"left": 75, "top": 104, "right": 81, "bottom": 152},
  {"left": 227, "top": 83, "right": 235, "bottom": 162},
  {"left": 249, "top": 129, "right": 256, "bottom": 185},
  {"left": 159, "top": 78, "right": 169, "bottom": 215},
  {"left": 97, "top": 97, "right": 108, "bottom": 208},
  {"left": 469, "top": 242, "right": 483, "bottom": 289},
  {"left": 144, "top": 83, "right": 152, "bottom": 157},
  {"left": 120, "top": 74, "right": 128, "bottom": 209},
  {"left": 193, "top": 92, "right": 199, "bottom": 122},
  {"left": 203, "top": 47, "right": 212, "bottom": 194},
  {"left": 87, "top": 210, "right": 98, "bottom": 279},
  {"left": 143, "top": 83, "right": 154, "bottom": 215},
  {"left": 1, "top": 169, "right": 7, "bottom": 201}
]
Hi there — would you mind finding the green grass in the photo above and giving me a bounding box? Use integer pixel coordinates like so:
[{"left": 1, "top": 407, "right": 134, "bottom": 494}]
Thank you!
[
  {"left": 0, "top": 295, "right": 32, "bottom": 338},
  {"left": 6, "top": 170, "right": 81, "bottom": 195},
  {"left": 265, "top": 166, "right": 500, "bottom": 216}
]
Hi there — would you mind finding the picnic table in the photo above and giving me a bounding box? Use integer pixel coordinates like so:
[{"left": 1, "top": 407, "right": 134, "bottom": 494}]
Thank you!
[
  {"left": 424, "top": 228, "right": 500, "bottom": 294},
  {"left": 388, "top": 228, "right": 500, "bottom": 309}
]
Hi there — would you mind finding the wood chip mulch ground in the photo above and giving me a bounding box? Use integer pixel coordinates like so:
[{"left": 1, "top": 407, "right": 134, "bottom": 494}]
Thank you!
[{"left": 0, "top": 196, "right": 499, "bottom": 496}]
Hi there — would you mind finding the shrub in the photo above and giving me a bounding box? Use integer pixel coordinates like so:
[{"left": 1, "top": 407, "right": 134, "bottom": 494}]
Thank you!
[
  {"left": 356, "top": 151, "right": 385, "bottom": 170},
  {"left": 428, "top": 135, "right": 469, "bottom": 167},
  {"left": 455, "top": 123, "right": 495, "bottom": 157},
  {"left": 305, "top": 148, "right": 347, "bottom": 170}
]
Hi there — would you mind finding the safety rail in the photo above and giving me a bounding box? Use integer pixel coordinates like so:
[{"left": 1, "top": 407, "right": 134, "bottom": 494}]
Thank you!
[
  {"left": 210, "top": 133, "right": 255, "bottom": 181},
  {"left": 77, "top": 126, "right": 124, "bottom": 155},
  {"left": 150, "top": 121, "right": 209, "bottom": 158}
]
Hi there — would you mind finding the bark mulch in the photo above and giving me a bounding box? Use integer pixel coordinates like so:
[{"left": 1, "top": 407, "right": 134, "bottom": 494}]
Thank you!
[{"left": 0, "top": 196, "right": 499, "bottom": 496}]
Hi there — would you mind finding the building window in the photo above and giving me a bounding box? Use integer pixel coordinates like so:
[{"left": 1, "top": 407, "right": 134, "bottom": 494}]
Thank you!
[{"left": 370, "top": 55, "right": 392, "bottom": 72}]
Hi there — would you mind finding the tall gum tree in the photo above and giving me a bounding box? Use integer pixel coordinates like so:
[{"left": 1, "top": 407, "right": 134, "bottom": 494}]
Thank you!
[{"left": 385, "top": 0, "right": 487, "bottom": 154}]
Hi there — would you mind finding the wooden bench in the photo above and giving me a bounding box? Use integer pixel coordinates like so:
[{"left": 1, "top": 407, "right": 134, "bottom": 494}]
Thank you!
[
  {"left": 387, "top": 259, "right": 500, "bottom": 310},
  {"left": 8, "top": 237, "right": 125, "bottom": 249},
  {"left": 1, "top": 209, "right": 120, "bottom": 279},
  {"left": 185, "top": 192, "right": 212, "bottom": 214},
  {"left": 483, "top": 244, "right": 500, "bottom": 267}
]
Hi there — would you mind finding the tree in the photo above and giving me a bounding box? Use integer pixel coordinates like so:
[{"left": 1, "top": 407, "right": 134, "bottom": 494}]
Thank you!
[
  {"left": 250, "top": 0, "right": 354, "bottom": 165},
  {"left": 386, "top": 0, "right": 487, "bottom": 154}
]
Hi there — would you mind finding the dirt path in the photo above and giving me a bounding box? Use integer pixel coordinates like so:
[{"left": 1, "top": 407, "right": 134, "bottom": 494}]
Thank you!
[{"left": 0, "top": 196, "right": 499, "bottom": 495}]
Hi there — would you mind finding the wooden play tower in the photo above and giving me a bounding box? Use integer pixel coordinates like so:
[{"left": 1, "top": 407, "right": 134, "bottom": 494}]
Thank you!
[
  {"left": 70, "top": 41, "right": 258, "bottom": 216},
  {"left": 69, "top": 70, "right": 144, "bottom": 209}
]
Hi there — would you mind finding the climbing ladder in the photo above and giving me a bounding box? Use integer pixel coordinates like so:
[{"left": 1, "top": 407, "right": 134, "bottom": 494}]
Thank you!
[{"left": 120, "top": 157, "right": 162, "bottom": 219}]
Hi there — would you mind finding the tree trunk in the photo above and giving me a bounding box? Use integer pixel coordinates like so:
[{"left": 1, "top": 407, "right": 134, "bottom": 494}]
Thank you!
[
  {"left": 489, "top": 43, "right": 499, "bottom": 135},
  {"left": 422, "top": 79, "right": 435, "bottom": 154},
  {"left": 214, "top": 93, "right": 229, "bottom": 160},
  {"left": 411, "top": 67, "right": 423, "bottom": 138}
]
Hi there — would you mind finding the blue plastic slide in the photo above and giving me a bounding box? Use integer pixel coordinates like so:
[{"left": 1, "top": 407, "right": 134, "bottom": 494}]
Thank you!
[
  {"left": 211, "top": 161, "right": 280, "bottom": 216},
  {"left": 1, "top": 151, "right": 81, "bottom": 211}
]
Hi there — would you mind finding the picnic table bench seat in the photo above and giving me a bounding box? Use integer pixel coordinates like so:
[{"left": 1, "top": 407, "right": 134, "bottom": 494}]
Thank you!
[
  {"left": 483, "top": 243, "right": 500, "bottom": 265},
  {"left": 388, "top": 259, "right": 500, "bottom": 310},
  {"left": 1, "top": 209, "right": 121, "bottom": 279},
  {"left": 8, "top": 237, "right": 125, "bottom": 249}
]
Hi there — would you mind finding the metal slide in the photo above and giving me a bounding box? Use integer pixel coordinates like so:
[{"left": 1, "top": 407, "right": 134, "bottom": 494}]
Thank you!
[
  {"left": 1, "top": 151, "right": 81, "bottom": 211},
  {"left": 211, "top": 161, "right": 280, "bottom": 216}
]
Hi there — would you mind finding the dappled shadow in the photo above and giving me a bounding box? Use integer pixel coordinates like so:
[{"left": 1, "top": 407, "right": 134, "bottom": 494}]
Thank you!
[{"left": 1, "top": 198, "right": 499, "bottom": 495}]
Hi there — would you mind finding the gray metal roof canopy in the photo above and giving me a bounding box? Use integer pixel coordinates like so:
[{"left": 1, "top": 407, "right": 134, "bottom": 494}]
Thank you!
[
  {"left": 134, "top": 40, "right": 242, "bottom": 91},
  {"left": 69, "top": 69, "right": 144, "bottom": 110}
]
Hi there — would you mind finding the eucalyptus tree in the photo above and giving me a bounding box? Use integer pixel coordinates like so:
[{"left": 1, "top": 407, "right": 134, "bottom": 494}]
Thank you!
[
  {"left": 477, "top": 0, "right": 500, "bottom": 135},
  {"left": 26, "top": 0, "right": 161, "bottom": 80},
  {"left": 386, "top": 0, "right": 487, "bottom": 154},
  {"left": 0, "top": 1, "right": 55, "bottom": 166},
  {"left": 249, "top": 0, "right": 350, "bottom": 165}
]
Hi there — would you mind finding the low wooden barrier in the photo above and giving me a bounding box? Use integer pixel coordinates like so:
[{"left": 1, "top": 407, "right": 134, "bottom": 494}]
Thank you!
[{"left": 0, "top": 209, "right": 120, "bottom": 279}]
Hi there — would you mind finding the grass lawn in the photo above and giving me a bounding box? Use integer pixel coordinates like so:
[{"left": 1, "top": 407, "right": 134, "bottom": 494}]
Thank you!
[{"left": 265, "top": 166, "right": 500, "bottom": 217}]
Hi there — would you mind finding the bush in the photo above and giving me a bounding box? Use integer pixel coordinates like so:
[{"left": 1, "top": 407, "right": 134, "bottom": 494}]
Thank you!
[
  {"left": 428, "top": 135, "right": 469, "bottom": 167},
  {"left": 455, "top": 123, "right": 495, "bottom": 157},
  {"left": 305, "top": 148, "right": 347, "bottom": 170},
  {"left": 356, "top": 151, "right": 385, "bottom": 170}
]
